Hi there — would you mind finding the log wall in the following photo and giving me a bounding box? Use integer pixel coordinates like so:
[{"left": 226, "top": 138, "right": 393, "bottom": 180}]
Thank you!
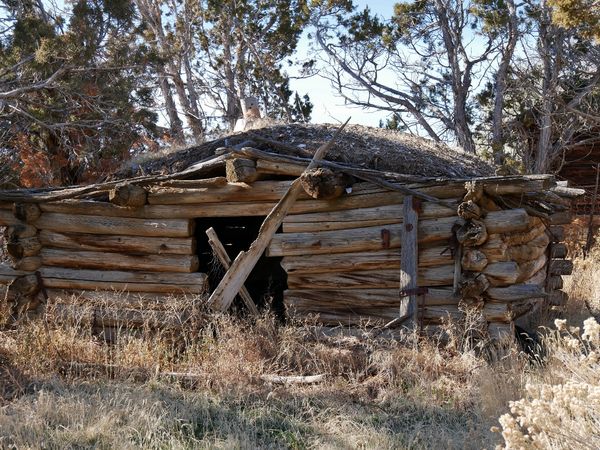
[{"left": 0, "top": 169, "right": 577, "bottom": 337}]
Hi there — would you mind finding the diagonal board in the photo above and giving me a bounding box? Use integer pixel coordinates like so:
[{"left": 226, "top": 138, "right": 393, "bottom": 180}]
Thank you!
[
  {"left": 206, "top": 227, "right": 259, "bottom": 315},
  {"left": 208, "top": 118, "right": 350, "bottom": 312}
]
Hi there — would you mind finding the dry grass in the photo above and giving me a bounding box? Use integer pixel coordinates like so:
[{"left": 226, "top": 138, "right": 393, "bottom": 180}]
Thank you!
[{"left": 1, "top": 241, "right": 599, "bottom": 448}]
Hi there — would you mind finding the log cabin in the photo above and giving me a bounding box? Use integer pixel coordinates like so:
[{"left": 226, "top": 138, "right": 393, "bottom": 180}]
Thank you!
[{"left": 0, "top": 124, "right": 584, "bottom": 340}]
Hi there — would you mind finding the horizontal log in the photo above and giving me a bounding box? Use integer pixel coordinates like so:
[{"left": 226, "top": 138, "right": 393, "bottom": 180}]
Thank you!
[
  {"left": 484, "top": 209, "right": 530, "bottom": 234},
  {"left": 285, "top": 287, "right": 457, "bottom": 308},
  {"left": 0, "top": 209, "right": 21, "bottom": 226},
  {"left": 42, "top": 277, "right": 206, "bottom": 294},
  {"left": 282, "top": 202, "right": 458, "bottom": 233},
  {"left": 548, "top": 226, "right": 564, "bottom": 242},
  {"left": 39, "top": 230, "right": 195, "bottom": 255},
  {"left": 549, "top": 211, "right": 572, "bottom": 225},
  {"left": 483, "top": 176, "right": 555, "bottom": 196},
  {"left": 523, "top": 267, "right": 547, "bottom": 287},
  {"left": 504, "top": 223, "right": 546, "bottom": 246},
  {"left": 226, "top": 157, "right": 258, "bottom": 183},
  {"left": 156, "top": 177, "right": 229, "bottom": 189},
  {"left": 551, "top": 186, "right": 586, "bottom": 198},
  {"left": 282, "top": 219, "right": 400, "bottom": 233},
  {"left": 547, "top": 275, "right": 563, "bottom": 290},
  {"left": 483, "top": 262, "right": 520, "bottom": 286},
  {"left": 267, "top": 218, "right": 460, "bottom": 257},
  {"left": 550, "top": 243, "right": 567, "bottom": 259},
  {"left": 6, "top": 236, "right": 41, "bottom": 258},
  {"left": 109, "top": 184, "right": 147, "bottom": 207},
  {"left": 13, "top": 203, "right": 41, "bottom": 223},
  {"left": 11, "top": 256, "right": 42, "bottom": 272},
  {"left": 508, "top": 233, "right": 550, "bottom": 263},
  {"left": 547, "top": 290, "right": 568, "bottom": 306},
  {"left": 517, "top": 253, "right": 548, "bottom": 282},
  {"left": 37, "top": 213, "right": 194, "bottom": 237},
  {"left": 40, "top": 184, "right": 466, "bottom": 219},
  {"left": 486, "top": 284, "right": 546, "bottom": 302},
  {"left": 4, "top": 224, "right": 37, "bottom": 239},
  {"left": 287, "top": 266, "right": 455, "bottom": 289},
  {"left": 549, "top": 259, "right": 573, "bottom": 275},
  {"left": 280, "top": 246, "right": 452, "bottom": 274},
  {"left": 0, "top": 264, "right": 28, "bottom": 284},
  {"left": 41, "top": 249, "right": 199, "bottom": 273},
  {"left": 147, "top": 180, "right": 307, "bottom": 205},
  {"left": 256, "top": 159, "right": 305, "bottom": 177},
  {"left": 285, "top": 294, "right": 520, "bottom": 325}
]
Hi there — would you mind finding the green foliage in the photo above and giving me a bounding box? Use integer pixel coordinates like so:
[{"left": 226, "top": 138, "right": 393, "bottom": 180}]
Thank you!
[
  {"left": 549, "top": 0, "right": 600, "bottom": 41},
  {"left": 0, "top": 0, "right": 158, "bottom": 186}
]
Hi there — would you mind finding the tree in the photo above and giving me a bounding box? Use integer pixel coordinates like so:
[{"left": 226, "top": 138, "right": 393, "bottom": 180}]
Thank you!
[
  {"left": 477, "top": 0, "right": 600, "bottom": 173},
  {"left": 0, "top": 0, "right": 158, "bottom": 186},
  {"left": 549, "top": 0, "right": 600, "bottom": 41},
  {"left": 312, "top": 0, "right": 519, "bottom": 154},
  {"left": 194, "top": 0, "right": 312, "bottom": 129}
]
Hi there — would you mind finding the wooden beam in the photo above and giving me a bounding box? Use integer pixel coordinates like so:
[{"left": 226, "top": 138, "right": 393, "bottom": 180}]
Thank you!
[
  {"left": 39, "top": 230, "right": 196, "bottom": 255},
  {"left": 208, "top": 118, "right": 350, "bottom": 312},
  {"left": 399, "top": 196, "right": 419, "bottom": 322},
  {"left": 287, "top": 266, "right": 454, "bottom": 289},
  {"left": 205, "top": 227, "right": 259, "bottom": 315},
  {"left": 37, "top": 213, "right": 194, "bottom": 237},
  {"left": 41, "top": 249, "right": 200, "bottom": 273},
  {"left": 280, "top": 246, "right": 452, "bottom": 274}
]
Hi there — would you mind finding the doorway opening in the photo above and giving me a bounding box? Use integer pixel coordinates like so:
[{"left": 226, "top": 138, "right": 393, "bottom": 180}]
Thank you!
[{"left": 195, "top": 216, "right": 287, "bottom": 317}]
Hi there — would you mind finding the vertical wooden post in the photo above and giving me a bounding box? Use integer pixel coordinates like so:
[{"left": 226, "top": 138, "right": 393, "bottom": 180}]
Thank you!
[
  {"left": 584, "top": 164, "right": 600, "bottom": 258},
  {"left": 399, "top": 196, "right": 419, "bottom": 322}
]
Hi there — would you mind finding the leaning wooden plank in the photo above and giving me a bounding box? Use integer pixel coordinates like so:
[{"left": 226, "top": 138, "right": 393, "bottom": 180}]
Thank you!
[
  {"left": 287, "top": 266, "right": 454, "bottom": 289},
  {"left": 280, "top": 246, "right": 452, "bottom": 274},
  {"left": 36, "top": 213, "right": 194, "bottom": 237},
  {"left": 399, "top": 196, "right": 419, "bottom": 321},
  {"left": 39, "top": 230, "right": 196, "bottom": 255},
  {"left": 206, "top": 227, "right": 259, "bottom": 315},
  {"left": 41, "top": 249, "right": 200, "bottom": 273},
  {"left": 208, "top": 119, "right": 350, "bottom": 312}
]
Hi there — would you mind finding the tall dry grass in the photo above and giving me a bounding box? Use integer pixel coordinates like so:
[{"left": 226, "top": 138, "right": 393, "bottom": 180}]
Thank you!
[{"left": 0, "top": 239, "right": 599, "bottom": 448}]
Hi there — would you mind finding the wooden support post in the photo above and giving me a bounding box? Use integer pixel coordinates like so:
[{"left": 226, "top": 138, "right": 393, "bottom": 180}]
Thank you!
[
  {"left": 208, "top": 118, "right": 350, "bottom": 312},
  {"left": 206, "top": 227, "right": 259, "bottom": 315},
  {"left": 399, "top": 196, "right": 419, "bottom": 323}
]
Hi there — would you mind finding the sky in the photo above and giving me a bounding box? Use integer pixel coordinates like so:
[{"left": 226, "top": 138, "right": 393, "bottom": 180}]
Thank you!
[{"left": 289, "top": 1, "right": 395, "bottom": 127}]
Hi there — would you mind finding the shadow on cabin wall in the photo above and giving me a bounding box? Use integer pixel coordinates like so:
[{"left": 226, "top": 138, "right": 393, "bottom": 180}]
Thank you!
[{"left": 195, "top": 217, "right": 287, "bottom": 319}]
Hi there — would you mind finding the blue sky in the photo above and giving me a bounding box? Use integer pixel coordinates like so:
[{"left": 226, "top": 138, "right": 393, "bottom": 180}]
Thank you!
[{"left": 290, "top": 1, "right": 396, "bottom": 127}]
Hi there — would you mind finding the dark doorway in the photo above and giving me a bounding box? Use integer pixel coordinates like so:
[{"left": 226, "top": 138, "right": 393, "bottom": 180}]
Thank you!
[{"left": 195, "top": 217, "right": 287, "bottom": 316}]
